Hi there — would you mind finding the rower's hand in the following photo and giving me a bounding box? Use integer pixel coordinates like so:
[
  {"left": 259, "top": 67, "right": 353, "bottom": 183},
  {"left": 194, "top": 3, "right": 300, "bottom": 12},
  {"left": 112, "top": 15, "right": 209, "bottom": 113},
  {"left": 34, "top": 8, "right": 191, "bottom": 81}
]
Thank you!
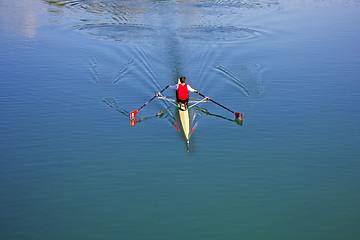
[{"left": 194, "top": 90, "right": 198, "bottom": 93}]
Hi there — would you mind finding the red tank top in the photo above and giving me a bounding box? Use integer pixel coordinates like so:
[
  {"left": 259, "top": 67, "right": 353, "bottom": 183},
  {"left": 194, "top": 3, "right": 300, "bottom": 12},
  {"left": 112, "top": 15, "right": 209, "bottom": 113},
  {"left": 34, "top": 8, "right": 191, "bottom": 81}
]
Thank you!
[{"left": 177, "top": 84, "right": 188, "bottom": 100}]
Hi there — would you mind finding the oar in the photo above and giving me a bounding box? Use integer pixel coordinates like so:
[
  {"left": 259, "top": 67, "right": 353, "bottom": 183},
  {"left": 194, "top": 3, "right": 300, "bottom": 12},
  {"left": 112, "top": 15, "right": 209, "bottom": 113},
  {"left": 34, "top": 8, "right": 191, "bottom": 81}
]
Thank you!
[
  {"left": 196, "top": 91, "right": 243, "bottom": 120},
  {"left": 130, "top": 85, "right": 169, "bottom": 119}
]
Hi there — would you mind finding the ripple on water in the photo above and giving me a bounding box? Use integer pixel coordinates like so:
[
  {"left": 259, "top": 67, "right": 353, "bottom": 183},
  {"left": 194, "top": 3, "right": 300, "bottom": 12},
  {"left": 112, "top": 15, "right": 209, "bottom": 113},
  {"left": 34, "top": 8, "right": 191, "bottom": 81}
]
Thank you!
[
  {"left": 176, "top": 25, "right": 260, "bottom": 43},
  {"left": 75, "top": 23, "right": 156, "bottom": 42},
  {"left": 215, "top": 63, "right": 264, "bottom": 98}
]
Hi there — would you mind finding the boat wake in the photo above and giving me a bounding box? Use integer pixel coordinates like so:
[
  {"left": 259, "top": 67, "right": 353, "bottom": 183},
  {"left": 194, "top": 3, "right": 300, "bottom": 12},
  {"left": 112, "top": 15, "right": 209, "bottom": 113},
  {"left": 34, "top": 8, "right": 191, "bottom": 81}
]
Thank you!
[{"left": 215, "top": 64, "right": 263, "bottom": 98}]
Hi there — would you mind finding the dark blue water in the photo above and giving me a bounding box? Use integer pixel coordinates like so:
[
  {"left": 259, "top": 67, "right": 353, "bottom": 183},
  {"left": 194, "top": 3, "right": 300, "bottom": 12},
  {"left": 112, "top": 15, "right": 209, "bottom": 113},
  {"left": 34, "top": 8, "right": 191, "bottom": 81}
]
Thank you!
[{"left": 1, "top": 0, "right": 360, "bottom": 239}]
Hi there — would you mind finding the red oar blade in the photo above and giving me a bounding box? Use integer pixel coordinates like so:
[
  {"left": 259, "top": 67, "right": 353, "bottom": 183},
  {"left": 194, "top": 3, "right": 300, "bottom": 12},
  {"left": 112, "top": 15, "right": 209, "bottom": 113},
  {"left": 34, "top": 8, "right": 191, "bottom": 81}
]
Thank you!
[
  {"left": 130, "top": 110, "right": 138, "bottom": 119},
  {"left": 235, "top": 112, "right": 244, "bottom": 120}
]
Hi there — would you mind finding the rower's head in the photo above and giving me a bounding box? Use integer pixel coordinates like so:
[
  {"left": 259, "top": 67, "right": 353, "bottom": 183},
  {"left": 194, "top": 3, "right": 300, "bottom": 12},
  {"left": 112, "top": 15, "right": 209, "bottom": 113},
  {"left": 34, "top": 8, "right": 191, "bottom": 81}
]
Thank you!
[{"left": 180, "top": 76, "right": 186, "bottom": 84}]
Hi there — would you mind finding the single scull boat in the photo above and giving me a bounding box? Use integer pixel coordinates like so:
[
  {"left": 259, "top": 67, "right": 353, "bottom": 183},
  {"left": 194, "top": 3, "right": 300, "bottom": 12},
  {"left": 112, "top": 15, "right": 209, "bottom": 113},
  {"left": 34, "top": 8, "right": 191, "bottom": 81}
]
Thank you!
[
  {"left": 130, "top": 80, "right": 244, "bottom": 151},
  {"left": 177, "top": 79, "right": 191, "bottom": 148}
]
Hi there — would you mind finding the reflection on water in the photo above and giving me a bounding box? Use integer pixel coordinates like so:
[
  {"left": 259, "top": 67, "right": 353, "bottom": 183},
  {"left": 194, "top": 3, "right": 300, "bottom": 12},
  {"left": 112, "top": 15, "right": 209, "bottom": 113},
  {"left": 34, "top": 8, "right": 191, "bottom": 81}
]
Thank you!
[
  {"left": 45, "top": 0, "right": 148, "bottom": 25},
  {"left": 195, "top": 106, "right": 243, "bottom": 126},
  {"left": 0, "top": 0, "right": 44, "bottom": 40}
]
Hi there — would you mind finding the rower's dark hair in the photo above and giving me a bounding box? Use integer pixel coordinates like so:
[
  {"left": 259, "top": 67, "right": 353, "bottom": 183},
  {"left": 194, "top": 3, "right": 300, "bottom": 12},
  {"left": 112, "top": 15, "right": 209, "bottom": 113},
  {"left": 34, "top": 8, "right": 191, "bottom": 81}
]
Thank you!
[{"left": 180, "top": 76, "right": 186, "bottom": 83}]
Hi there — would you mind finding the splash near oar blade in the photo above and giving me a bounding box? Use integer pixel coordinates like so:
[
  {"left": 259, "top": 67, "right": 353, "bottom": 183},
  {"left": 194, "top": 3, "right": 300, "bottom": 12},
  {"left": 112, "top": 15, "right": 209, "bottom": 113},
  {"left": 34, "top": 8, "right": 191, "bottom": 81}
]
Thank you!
[{"left": 130, "top": 110, "right": 138, "bottom": 119}]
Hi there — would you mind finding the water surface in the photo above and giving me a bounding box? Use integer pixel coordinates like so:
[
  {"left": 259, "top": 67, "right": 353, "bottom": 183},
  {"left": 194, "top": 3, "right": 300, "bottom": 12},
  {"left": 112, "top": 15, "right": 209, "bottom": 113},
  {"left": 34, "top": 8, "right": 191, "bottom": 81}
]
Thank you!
[{"left": 1, "top": 0, "right": 360, "bottom": 239}]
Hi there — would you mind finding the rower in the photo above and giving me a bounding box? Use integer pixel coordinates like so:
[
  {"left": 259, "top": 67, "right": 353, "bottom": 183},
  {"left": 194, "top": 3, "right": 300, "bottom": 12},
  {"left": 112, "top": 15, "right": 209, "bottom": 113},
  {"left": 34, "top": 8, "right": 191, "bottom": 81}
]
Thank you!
[{"left": 167, "top": 76, "right": 197, "bottom": 109}]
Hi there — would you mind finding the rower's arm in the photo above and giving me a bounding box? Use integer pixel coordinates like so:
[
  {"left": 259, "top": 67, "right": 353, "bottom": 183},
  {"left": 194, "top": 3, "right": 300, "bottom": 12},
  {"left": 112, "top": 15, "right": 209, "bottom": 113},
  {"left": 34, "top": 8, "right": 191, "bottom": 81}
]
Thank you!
[
  {"left": 168, "top": 84, "right": 178, "bottom": 90},
  {"left": 187, "top": 85, "right": 197, "bottom": 92}
]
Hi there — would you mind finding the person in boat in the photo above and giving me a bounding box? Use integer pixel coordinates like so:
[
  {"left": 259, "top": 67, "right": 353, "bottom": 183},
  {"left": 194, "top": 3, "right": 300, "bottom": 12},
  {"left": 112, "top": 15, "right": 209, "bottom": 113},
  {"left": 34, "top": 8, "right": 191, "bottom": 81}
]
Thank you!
[{"left": 167, "top": 76, "right": 197, "bottom": 107}]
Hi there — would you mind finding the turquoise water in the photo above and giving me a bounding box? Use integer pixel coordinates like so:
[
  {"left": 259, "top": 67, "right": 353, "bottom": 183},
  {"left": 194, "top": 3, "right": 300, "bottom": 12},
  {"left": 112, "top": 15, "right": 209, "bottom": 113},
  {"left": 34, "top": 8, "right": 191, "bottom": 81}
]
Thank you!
[{"left": 1, "top": 0, "right": 360, "bottom": 239}]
